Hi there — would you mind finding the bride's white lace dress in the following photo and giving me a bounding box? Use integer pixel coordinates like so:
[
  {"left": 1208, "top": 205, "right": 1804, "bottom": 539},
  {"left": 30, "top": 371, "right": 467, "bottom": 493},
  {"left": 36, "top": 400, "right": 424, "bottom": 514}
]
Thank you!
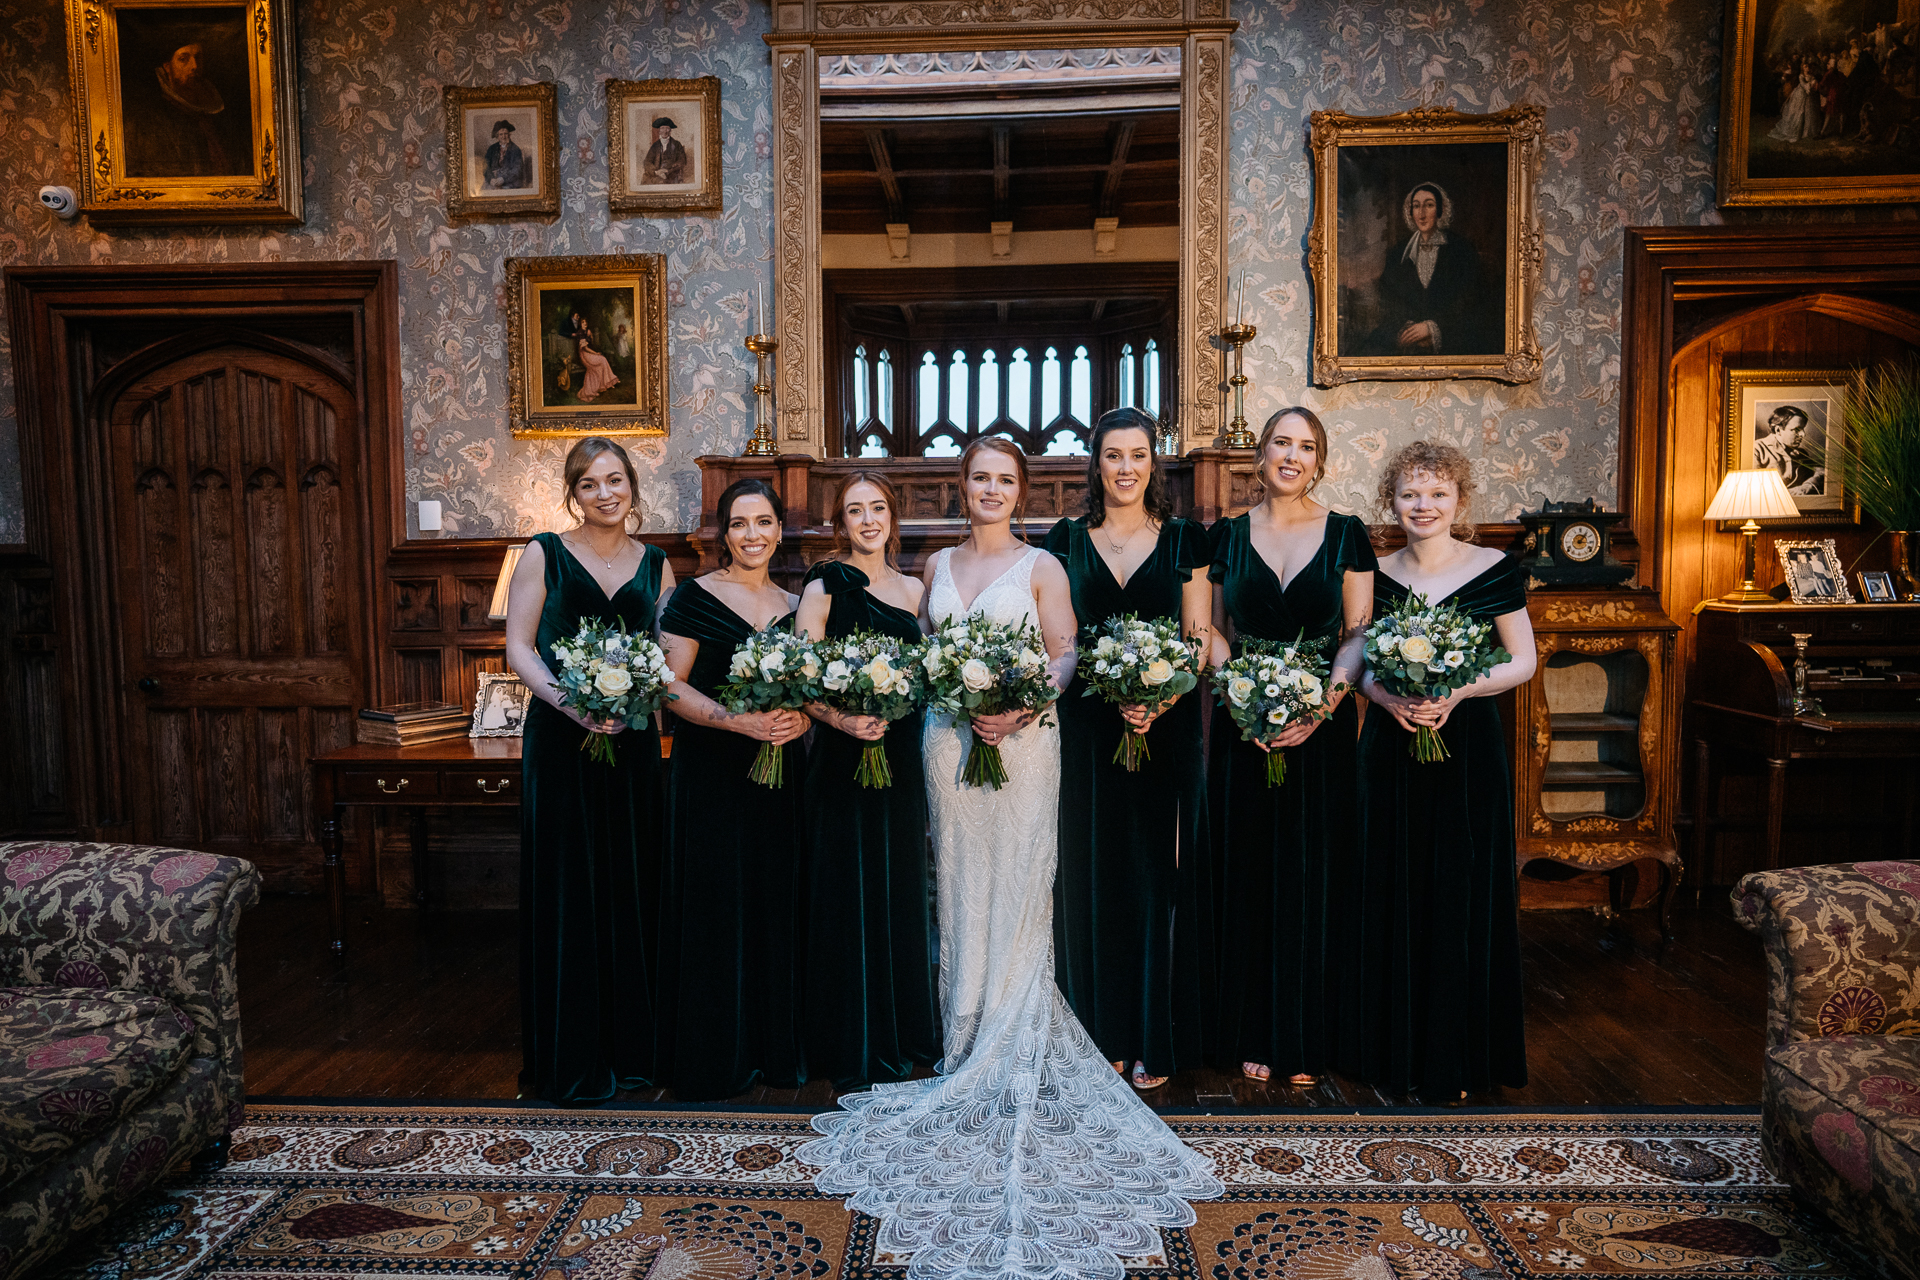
[{"left": 799, "top": 546, "right": 1222, "bottom": 1280}]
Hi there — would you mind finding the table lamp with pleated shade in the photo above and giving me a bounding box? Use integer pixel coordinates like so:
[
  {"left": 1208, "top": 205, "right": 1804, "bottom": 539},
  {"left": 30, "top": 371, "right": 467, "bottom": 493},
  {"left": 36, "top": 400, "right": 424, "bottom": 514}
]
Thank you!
[
  {"left": 1704, "top": 469, "right": 1800, "bottom": 602},
  {"left": 486, "top": 545, "right": 526, "bottom": 622}
]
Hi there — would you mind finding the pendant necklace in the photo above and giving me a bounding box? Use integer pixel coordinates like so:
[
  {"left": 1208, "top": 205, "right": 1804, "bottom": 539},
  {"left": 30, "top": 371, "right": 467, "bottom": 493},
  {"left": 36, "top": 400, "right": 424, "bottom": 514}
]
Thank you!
[{"left": 569, "top": 535, "right": 624, "bottom": 570}]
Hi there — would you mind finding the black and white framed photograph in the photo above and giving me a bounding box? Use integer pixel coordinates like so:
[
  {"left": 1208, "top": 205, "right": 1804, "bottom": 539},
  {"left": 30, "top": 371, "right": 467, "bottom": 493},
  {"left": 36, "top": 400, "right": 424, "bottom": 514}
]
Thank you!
[
  {"left": 1776, "top": 538, "right": 1855, "bottom": 604},
  {"left": 1723, "top": 367, "right": 1857, "bottom": 525},
  {"left": 470, "top": 671, "right": 532, "bottom": 737},
  {"left": 443, "top": 83, "right": 559, "bottom": 223},
  {"left": 1859, "top": 569, "right": 1896, "bottom": 603}
]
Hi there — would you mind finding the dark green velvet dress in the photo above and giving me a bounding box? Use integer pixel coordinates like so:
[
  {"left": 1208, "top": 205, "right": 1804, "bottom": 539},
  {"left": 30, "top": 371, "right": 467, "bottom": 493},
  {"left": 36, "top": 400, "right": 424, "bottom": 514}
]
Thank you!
[
  {"left": 519, "top": 531, "right": 667, "bottom": 1106},
  {"left": 1340, "top": 556, "right": 1529, "bottom": 1098},
  {"left": 1208, "top": 511, "right": 1376, "bottom": 1076},
  {"left": 800, "top": 561, "right": 940, "bottom": 1087},
  {"left": 656, "top": 577, "right": 804, "bottom": 1101},
  {"left": 1044, "top": 516, "right": 1215, "bottom": 1077}
]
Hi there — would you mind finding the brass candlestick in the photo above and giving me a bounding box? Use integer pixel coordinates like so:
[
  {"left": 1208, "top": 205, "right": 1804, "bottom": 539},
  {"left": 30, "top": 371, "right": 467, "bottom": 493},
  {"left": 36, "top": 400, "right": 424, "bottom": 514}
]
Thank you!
[
  {"left": 1219, "top": 321, "right": 1258, "bottom": 449},
  {"left": 741, "top": 332, "right": 778, "bottom": 457}
]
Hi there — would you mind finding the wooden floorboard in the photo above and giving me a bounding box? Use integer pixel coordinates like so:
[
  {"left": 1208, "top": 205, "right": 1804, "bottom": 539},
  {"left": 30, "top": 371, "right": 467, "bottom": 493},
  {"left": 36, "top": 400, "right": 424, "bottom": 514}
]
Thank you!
[{"left": 238, "top": 896, "right": 1767, "bottom": 1107}]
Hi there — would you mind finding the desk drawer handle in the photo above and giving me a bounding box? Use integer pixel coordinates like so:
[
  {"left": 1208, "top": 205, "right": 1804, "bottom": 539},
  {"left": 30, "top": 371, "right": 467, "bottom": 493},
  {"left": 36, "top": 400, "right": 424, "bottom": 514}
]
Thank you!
[
  {"left": 477, "top": 778, "right": 511, "bottom": 794},
  {"left": 375, "top": 778, "right": 408, "bottom": 794},
  {"left": 1851, "top": 621, "right": 1864, "bottom": 631}
]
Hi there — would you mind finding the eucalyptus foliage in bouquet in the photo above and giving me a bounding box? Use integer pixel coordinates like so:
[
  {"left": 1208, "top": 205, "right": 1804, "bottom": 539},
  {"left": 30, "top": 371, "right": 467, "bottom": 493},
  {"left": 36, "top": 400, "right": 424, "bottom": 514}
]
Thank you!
[
  {"left": 548, "top": 619, "right": 676, "bottom": 765},
  {"left": 1364, "top": 592, "right": 1511, "bottom": 763},
  {"left": 922, "top": 613, "right": 1061, "bottom": 790},
  {"left": 1210, "top": 632, "right": 1342, "bottom": 787},
  {"left": 1076, "top": 613, "right": 1200, "bottom": 771},
  {"left": 816, "top": 630, "right": 926, "bottom": 788},
  {"left": 717, "top": 625, "right": 825, "bottom": 787}
]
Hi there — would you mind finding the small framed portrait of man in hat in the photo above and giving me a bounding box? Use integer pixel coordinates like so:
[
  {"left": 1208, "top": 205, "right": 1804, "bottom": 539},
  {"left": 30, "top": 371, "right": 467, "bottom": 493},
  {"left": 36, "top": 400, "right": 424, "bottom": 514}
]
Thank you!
[
  {"left": 608, "top": 77, "right": 721, "bottom": 214},
  {"left": 443, "top": 83, "right": 559, "bottom": 223}
]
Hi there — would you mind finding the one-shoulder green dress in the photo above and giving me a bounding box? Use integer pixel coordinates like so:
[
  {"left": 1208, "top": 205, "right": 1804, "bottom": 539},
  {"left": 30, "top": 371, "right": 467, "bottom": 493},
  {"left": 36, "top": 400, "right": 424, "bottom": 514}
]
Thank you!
[
  {"left": 655, "top": 577, "right": 804, "bottom": 1101},
  {"left": 1339, "top": 556, "right": 1529, "bottom": 1098},
  {"left": 800, "top": 561, "right": 940, "bottom": 1087},
  {"left": 519, "top": 531, "right": 668, "bottom": 1105},
  {"left": 1044, "top": 516, "right": 1216, "bottom": 1077},
  {"left": 1208, "top": 511, "right": 1376, "bottom": 1076}
]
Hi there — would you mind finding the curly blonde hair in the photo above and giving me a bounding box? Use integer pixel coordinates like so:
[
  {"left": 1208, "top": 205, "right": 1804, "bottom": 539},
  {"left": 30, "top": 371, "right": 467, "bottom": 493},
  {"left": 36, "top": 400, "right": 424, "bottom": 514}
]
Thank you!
[{"left": 1376, "top": 440, "right": 1476, "bottom": 540}]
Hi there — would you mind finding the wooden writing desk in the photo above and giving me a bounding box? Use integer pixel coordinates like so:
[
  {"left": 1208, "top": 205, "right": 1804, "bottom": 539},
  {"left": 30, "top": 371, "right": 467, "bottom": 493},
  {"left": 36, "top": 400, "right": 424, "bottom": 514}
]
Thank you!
[{"left": 311, "top": 738, "right": 522, "bottom": 956}]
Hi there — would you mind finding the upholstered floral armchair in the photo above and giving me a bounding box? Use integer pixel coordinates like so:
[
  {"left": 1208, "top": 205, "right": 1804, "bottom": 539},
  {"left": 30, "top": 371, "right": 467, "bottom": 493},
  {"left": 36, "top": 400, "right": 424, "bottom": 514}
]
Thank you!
[
  {"left": 1734, "top": 860, "right": 1920, "bottom": 1279},
  {"left": 0, "top": 841, "right": 259, "bottom": 1280}
]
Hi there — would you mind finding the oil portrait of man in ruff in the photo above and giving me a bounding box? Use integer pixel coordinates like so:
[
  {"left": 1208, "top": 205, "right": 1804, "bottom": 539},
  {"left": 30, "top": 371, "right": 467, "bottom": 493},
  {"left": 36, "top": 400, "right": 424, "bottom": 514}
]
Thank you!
[
  {"left": 115, "top": 6, "right": 255, "bottom": 179},
  {"left": 1335, "top": 142, "right": 1509, "bottom": 361}
]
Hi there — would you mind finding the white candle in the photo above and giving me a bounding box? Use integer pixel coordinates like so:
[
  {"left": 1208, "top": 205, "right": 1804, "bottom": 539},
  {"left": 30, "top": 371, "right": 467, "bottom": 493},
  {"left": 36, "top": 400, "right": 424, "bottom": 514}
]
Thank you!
[{"left": 758, "top": 286, "right": 766, "bottom": 336}]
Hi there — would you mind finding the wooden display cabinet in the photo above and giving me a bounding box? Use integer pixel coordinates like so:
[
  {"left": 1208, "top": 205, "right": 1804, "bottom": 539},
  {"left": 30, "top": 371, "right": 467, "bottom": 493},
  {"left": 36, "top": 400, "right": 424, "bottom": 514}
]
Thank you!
[{"left": 1513, "top": 589, "right": 1683, "bottom": 937}]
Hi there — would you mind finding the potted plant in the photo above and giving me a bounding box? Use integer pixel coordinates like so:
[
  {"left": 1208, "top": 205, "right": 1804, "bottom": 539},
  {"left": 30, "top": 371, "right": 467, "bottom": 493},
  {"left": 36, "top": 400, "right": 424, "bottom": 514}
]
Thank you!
[{"left": 1826, "top": 361, "right": 1920, "bottom": 600}]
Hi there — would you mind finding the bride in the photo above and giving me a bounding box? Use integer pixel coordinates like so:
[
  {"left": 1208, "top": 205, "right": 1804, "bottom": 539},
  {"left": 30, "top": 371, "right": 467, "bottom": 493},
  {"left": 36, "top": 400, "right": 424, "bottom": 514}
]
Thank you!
[{"left": 800, "top": 438, "right": 1222, "bottom": 1280}]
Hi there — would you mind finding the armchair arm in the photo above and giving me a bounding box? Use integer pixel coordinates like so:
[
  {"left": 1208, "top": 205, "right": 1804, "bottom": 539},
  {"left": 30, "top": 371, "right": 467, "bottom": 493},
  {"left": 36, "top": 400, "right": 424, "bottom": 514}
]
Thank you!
[{"left": 1732, "top": 861, "right": 1920, "bottom": 1048}]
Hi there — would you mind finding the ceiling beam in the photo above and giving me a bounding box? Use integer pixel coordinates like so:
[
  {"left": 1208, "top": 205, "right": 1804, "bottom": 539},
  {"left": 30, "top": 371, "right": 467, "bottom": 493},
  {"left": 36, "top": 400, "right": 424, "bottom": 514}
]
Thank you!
[
  {"left": 820, "top": 158, "right": 1178, "bottom": 182},
  {"left": 992, "top": 126, "right": 1011, "bottom": 221},
  {"left": 863, "top": 127, "right": 905, "bottom": 225},
  {"left": 1091, "top": 298, "right": 1108, "bottom": 322},
  {"left": 1099, "top": 119, "right": 1136, "bottom": 220}
]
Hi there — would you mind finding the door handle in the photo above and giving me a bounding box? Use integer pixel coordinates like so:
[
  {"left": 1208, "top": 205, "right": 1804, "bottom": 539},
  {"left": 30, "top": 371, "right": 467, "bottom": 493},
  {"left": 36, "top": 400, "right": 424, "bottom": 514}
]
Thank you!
[
  {"left": 476, "top": 778, "right": 511, "bottom": 794},
  {"left": 375, "top": 778, "right": 408, "bottom": 794},
  {"left": 137, "top": 677, "right": 160, "bottom": 694}
]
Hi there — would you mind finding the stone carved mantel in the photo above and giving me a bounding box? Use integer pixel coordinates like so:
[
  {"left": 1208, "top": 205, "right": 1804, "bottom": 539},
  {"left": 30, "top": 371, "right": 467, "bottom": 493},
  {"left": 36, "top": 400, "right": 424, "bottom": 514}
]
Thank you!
[{"left": 764, "top": 0, "right": 1236, "bottom": 456}]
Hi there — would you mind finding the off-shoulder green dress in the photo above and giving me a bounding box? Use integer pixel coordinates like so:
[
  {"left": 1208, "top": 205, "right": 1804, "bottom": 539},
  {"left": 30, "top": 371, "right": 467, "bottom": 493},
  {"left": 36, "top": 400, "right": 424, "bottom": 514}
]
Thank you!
[
  {"left": 1339, "top": 556, "right": 1529, "bottom": 1098},
  {"left": 518, "top": 531, "right": 668, "bottom": 1105},
  {"left": 800, "top": 560, "right": 940, "bottom": 1087},
  {"left": 1044, "top": 516, "right": 1216, "bottom": 1077},
  {"left": 655, "top": 577, "right": 804, "bottom": 1101},
  {"left": 1208, "top": 511, "right": 1376, "bottom": 1077}
]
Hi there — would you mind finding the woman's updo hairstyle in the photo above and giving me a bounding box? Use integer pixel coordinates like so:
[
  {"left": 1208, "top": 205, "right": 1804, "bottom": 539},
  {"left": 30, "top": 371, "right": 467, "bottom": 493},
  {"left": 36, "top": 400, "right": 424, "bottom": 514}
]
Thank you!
[
  {"left": 1084, "top": 407, "right": 1172, "bottom": 526},
  {"left": 714, "top": 477, "right": 785, "bottom": 569},
  {"left": 830, "top": 470, "right": 902, "bottom": 570},
  {"left": 1255, "top": 406, "right": 1330, "bottom": 490},
  {"left": 1376, "top": 439, "right": 1477, "bottom": 541},
  {"left": 561, "top": 436, "right": 643, "bottom": 528},
  {"left": 958, "top": 436, "right": 1031, "bottom": 537}
]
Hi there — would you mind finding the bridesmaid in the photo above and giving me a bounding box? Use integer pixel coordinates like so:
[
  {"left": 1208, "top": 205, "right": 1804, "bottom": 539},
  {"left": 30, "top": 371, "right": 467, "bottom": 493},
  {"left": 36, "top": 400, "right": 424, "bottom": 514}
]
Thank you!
[
  {"left": 1209, "top": 406, "right": 1374, "bottom": 1087},
  {"left": 796, "top": 472, "right": 940, "bottom": 1088},
  {"left": 1343, "top": 441, "right": 1535, "bottom": 1099},
  {"left": 656, "top": 478, "right": 811, "bottom": 1100},
  {"left": 504, "top": 437, "right": 673, "bottom": 1105},
  {"left": 1044, "top": 407, "right": 1215, "bottom": 1090}
]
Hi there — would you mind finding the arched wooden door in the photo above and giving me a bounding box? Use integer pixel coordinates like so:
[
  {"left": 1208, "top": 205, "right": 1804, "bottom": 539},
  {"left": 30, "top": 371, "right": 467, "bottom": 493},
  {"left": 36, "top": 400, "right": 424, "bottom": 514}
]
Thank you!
[{"left": 108, "top": 345, "right": 366, "bottom": 886}]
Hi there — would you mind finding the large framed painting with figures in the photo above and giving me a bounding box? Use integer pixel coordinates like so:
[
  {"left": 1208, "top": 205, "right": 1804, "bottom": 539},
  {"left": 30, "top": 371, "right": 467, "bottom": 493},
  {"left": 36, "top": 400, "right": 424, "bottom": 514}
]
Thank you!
[
  {"left": 1720, "top": 0, "right": 1920, "bottom": 205},
  {"left": 505, "top": 255, "right": 670, "bottom": 439},
  {"left": 63, "top": 0, "right": 303, "bottom": 224}
]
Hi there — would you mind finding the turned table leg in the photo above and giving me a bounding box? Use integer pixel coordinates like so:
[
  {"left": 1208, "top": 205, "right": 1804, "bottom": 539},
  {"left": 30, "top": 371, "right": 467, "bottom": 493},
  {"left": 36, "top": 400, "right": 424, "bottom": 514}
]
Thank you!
[
  {"left": 1764, "top": 757, "right": 1789, "bottom": 871},
  {"left": 410, "top": 806, "right": 430, "bottom": 911}
]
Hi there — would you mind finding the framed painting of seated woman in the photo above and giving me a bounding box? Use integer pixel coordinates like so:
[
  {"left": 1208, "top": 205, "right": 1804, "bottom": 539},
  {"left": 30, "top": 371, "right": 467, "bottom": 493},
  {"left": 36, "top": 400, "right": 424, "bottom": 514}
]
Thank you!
[
  {"left": 505, "top": 254, "right": 670, "bottom": 438},
  {"left": 1307, "top": 105, "right": 1544, "bottom": 387}
]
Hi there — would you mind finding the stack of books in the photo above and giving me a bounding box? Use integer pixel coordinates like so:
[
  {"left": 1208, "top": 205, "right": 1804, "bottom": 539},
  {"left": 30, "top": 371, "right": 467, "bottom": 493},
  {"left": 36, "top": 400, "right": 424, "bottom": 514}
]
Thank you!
[{"left": 356, "top": 701, "right": 470, "bottom": 746}]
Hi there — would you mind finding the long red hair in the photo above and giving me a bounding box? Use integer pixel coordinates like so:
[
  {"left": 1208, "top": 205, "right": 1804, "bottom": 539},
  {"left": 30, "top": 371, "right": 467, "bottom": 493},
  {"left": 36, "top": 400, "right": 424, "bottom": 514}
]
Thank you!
[
  {"left": 830, "top": 470, "right": 903, "bottom": 570},
  {"left": 958, "top": 437, "right": 1030, "bottom": 539}
]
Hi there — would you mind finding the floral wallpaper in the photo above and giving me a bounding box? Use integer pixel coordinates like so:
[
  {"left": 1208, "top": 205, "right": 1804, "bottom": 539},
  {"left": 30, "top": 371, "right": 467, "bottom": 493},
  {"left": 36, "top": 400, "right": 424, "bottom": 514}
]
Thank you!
[{"left": 0, "top": 0, "right": 1908, "bottom": 544}]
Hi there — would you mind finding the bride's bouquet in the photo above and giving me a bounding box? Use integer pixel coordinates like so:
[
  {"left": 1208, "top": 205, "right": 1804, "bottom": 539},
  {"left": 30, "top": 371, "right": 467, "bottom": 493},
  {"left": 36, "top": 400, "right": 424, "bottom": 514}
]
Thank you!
[
  {"left": 1364, "top": 592, "right": 1511, "bottom": 763},
  {"left": 1211, "top": 631, "right": 1342, "bottom": 787},
  {"left": 717, "top": 625, "right": 825, "bottom": 787},
  {"left": 922, "top": 613, "right": 1060, "bottom": 790},
  {"left": 816, "top": 630, "right": 926, "bottom": 788},
  {"left": 547, "top": 619, "right": 677, "bottom": 765},
  {"left": 1076, "top": 613, "right": 1200, "bottom": 771}
]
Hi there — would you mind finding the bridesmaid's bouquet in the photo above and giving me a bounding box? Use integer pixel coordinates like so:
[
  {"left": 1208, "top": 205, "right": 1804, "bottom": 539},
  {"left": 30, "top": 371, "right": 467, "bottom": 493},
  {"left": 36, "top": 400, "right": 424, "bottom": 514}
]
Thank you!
[
  {"left": 548, "top": 619, "right": 676, "bottom": 765},
  {"left": 921, "top": 613, "right": 1060, "bottom": 790},
  {"left": 717, "top": 625, "right": 825, "bottom": 787},
  {"left": 1076, "top": 614, "right": 1200, "bottom": 771},
  {"left": 1364, "top": 592, "right": 1512, "bottom": 763},
  {"left": 1211, "top": 632, "right": 1343, "bottom": 787},
  {"left": 817, "top": 630, "right": 927, "bottom": 789}
]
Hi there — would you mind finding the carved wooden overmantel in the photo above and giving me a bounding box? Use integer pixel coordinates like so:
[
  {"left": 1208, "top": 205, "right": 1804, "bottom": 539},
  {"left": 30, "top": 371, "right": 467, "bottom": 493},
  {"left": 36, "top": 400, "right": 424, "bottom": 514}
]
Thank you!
[{"left": 764, "top": 0, "right": 1237, "bottom": 456}]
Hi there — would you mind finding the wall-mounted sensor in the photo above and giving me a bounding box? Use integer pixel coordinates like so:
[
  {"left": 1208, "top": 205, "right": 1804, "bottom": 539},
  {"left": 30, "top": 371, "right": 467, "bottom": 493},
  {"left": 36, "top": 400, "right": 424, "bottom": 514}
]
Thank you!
[
  {"left": 38, "top": 186, "right": 78, "bottom": 220},
  {"left": 418, "top": 499, "right": 443, "bottom": 532}
]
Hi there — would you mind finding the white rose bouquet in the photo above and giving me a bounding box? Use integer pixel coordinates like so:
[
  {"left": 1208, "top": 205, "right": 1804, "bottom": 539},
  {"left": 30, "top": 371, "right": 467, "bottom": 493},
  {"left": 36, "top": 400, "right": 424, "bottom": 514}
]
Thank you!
[
  {"left": 921, "top": 612, "right": 1061, "bottom": 790},
  {"left": 1209, "top": 632, "right": 1344, "bottom": 787},
  {"left": 547, "top": 618, "right": 677, "bottom": 766},
  {"left": 1363, "top": 591, "right": 1512, "bottom": 763},
  {"left": 717, "top": 624, "right": 826, "bottom": 787},
  {"left": 815, "top": 629, "right": 927, "bottom": 788},
  {"left": 1075, "top": 613, "right": 1201, "bottom": 771}
]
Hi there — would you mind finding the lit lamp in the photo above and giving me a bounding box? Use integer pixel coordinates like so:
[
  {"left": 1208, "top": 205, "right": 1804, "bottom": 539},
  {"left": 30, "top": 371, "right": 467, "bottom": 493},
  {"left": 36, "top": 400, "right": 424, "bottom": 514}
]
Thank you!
[
  {"left": 486, "top": 545, "right": 526, "bottom": 623},
  {"left": 1703, "top": 469, "right": 1799, "bottom": 603}
]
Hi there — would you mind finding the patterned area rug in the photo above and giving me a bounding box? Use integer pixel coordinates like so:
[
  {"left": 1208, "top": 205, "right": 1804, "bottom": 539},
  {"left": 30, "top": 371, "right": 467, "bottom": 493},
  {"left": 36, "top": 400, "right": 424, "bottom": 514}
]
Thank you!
[{"left": 41, "top": 1105, "right": 1871, "bottom": 1280}]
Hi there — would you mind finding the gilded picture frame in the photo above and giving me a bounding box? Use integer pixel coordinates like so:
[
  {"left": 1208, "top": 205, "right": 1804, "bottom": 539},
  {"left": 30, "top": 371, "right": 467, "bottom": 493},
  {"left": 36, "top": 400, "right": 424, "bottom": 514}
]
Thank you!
[
  {"left": 1718, "top": 0, "right": 1920, "bottom": 207},
  {"left": 1306, "top": 105, "right": 1543, "bottom": 387},
  {"left": 506, "top": 254, "right": 670, "bottom": 439},
  {"left": 444, "top": 83, "right": 559, "bottom": 224},
  {"left": 63, "top": 0, "right": 303, "bottom": 224},
  {"left": 607, "top": 76, "right": 722, "bottom": 215},
  {"left": 1721, "top": 367, "right": 1859, "bottom": 527}
]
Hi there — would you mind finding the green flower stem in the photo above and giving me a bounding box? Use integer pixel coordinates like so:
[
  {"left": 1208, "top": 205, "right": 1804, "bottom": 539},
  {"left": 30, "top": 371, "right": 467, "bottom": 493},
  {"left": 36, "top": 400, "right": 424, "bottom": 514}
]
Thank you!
[
  {"left": 963, "top": 739, "right": 1009, "bottom": 790},
  {"left": 1112, "top": 729, "right": 1151, "bottom": 771},
  {"left": 750, "top": 741, "right": 787, "bottom": 787},
  {"left": 1265, "top": 745, "right": 1287, "bottom": 787},
  {"left": 856, "top": 742, "right": 894, "bottom": 789},
  {"left": 580, "top": 731, "right": 617, "bottom": 766},
  {"left": 1409, "top": 725, "right": 1450, "bottom": 763}
]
